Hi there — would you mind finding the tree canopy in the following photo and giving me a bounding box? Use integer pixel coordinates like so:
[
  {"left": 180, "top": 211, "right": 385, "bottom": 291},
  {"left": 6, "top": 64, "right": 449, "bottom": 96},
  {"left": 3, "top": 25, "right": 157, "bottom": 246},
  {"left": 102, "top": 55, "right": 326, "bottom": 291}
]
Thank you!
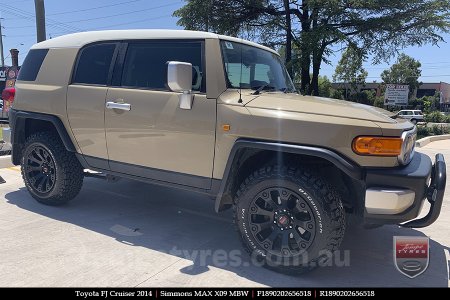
[
  {"left": 333, "top": 46, "right": 368, "bottom": 97},
  {"left": 174, "top": 0, "right": 450, "bottom": 96},
  {"left": 381, "top": 54, "right": 422, "bottom": 99}
]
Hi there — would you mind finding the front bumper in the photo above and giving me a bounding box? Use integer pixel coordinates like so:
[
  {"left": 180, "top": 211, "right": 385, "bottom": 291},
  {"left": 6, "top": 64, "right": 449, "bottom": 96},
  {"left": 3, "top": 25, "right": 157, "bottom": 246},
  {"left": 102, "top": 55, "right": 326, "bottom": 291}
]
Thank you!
[{"left": 364, "top": 152, "right": 446, "bottom": 228}]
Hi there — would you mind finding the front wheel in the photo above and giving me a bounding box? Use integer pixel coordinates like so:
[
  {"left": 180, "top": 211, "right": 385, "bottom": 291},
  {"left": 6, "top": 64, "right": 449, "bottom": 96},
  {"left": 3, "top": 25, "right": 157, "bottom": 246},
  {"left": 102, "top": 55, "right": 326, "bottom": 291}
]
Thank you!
[
  {"left": 234, "top": 165, "right": 345, "bottom": 274},
  {"left": 21, "top": 132, "right": 84, "bottom": 206}
]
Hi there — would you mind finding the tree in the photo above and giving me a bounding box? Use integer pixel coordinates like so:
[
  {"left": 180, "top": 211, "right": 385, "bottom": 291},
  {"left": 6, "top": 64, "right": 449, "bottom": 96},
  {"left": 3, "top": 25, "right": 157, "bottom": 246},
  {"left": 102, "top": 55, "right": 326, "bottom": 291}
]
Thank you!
[
  {"left": 318, "top": 75, "right": 333, "bottom": 98},
  {"left": 174, "top": 0, "right": 450, "bottom": 96},
  {"left": 381, "top": 54, "right": 422, "bottom": 99},
  {"left": 333, "top": 46, "right": 368, "bottom": 99}
]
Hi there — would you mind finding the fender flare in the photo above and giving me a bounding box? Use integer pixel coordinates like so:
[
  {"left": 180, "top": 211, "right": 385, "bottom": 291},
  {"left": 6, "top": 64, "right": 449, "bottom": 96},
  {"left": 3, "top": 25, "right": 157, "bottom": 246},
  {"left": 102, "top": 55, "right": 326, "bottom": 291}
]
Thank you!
[
  {"left": 9, "top": 109, "right": 77, "bottom": 165},
  {"left": 215, "top": 139, "right": 363, "bottom": 212}
]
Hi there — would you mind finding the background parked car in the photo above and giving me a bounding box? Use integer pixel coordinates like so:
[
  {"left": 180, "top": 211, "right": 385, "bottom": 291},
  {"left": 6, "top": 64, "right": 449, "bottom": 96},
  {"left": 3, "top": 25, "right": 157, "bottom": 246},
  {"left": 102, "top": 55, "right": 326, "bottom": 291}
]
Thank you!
[{"left": 395, "top": 109, "right": 424, "bottom": 124}]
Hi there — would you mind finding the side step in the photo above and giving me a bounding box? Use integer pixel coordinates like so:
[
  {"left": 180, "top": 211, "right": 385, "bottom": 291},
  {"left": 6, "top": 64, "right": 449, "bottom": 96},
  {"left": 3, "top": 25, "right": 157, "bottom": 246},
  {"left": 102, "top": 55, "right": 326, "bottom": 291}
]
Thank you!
[{"left": 84, "top": 170, "right": 120, "bottom": 182}]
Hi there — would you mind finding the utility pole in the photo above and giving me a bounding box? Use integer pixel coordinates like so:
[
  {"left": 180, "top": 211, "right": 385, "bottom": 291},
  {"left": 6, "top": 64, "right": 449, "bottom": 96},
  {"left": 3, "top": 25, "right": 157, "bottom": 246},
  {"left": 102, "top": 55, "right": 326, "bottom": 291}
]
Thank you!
[
  {"left": 0, "top": 18, "right": 5, "bottom": 67},
  {"left": 34, "top": 0, "right": 46, "bottom": 42}
]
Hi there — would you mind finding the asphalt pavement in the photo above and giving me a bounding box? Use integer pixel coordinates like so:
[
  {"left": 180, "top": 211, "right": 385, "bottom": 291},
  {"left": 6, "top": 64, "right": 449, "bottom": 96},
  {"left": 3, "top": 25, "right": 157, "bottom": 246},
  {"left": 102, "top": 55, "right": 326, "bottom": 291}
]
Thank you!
[{"left": 0, "top": 141, "right": 449, "bottom": 287}]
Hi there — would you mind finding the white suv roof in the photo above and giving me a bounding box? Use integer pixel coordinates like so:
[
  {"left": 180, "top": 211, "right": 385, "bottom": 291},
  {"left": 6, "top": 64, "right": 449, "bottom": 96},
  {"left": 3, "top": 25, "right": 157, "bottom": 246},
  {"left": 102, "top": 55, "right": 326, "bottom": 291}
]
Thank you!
[{"left": 31, "top": 29, "right": 278, "bottom": 55}]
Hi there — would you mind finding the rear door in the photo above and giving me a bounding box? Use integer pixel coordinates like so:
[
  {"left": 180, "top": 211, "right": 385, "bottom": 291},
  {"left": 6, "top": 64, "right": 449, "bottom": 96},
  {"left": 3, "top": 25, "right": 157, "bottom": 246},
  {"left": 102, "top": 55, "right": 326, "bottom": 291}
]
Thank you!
[{"left": 67, "top": 43, "right": 118, "bottom": 169}]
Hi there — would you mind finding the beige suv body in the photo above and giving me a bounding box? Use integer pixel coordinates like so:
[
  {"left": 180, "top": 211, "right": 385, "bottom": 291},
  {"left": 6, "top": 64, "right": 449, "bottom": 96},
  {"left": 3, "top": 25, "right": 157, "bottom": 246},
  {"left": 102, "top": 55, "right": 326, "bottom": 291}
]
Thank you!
[{"left": 4, "top": 30, "right": 446, "bottom": 273}]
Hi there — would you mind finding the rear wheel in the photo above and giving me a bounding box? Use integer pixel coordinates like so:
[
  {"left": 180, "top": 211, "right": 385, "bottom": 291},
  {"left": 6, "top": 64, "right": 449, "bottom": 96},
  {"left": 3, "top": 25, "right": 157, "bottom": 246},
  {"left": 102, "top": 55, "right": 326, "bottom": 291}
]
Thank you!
[
  {"left": 410, "top": 118, "right": 417, "bottom": 124},
  {"left": 234, "top": 165, "right": 345, "bottom": 274},
  {"left": 21, "top": 132, "right": 83, "bottom": 206}
]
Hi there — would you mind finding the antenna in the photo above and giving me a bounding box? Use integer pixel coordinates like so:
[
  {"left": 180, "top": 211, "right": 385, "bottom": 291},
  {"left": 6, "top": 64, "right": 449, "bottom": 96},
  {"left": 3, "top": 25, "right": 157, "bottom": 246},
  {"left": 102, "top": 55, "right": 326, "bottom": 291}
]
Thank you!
[{"left": 238, "top": 41, "right": 243, "bottom": 103}]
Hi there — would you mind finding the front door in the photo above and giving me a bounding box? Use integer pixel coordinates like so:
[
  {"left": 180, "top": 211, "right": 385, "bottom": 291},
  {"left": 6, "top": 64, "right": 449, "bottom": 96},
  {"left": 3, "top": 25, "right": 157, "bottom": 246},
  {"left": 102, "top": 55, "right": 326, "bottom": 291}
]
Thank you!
[{"left": 105, "top": 40, "right": 216, "bottom": 189}]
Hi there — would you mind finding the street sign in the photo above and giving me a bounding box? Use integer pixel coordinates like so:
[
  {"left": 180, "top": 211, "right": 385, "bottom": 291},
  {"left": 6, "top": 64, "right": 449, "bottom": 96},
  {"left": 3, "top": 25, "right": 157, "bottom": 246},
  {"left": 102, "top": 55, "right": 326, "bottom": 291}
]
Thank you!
[{"left": 384, "top": 84, "right": 409, "bottom": 106}]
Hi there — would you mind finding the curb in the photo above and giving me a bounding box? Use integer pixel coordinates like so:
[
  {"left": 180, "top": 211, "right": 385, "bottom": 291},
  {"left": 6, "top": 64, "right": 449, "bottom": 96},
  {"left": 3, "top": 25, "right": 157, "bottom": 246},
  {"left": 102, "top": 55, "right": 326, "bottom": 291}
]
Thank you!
[
  {"left": 0, "top": 155, "right": 13, "bottom": 169},
  {"left": 415, "top": 134, "right": 450, "bottom": 148}
]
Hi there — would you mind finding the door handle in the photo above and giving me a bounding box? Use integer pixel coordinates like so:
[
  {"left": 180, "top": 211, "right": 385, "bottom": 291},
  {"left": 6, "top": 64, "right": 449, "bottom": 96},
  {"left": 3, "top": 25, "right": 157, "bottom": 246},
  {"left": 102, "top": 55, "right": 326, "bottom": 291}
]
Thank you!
[{"left": 106, "top": 101, "right": 131, "bottom": 111}]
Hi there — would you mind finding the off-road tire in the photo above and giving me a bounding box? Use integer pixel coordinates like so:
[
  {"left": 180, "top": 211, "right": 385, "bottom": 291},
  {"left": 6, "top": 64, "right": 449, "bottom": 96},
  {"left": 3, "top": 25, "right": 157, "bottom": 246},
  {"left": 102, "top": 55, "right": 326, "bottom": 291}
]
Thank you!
[
  {"left": 234, "top": 165, "right": 345, "bottom": 274},
  {"left": 21, "top": 132, "right": 83, "bottom": 205}
]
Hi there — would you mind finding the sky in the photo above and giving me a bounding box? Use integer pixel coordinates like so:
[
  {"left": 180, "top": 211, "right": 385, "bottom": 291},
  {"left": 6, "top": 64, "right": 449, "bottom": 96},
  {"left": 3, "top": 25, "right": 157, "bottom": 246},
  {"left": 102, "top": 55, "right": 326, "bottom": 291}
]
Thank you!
[{"left": 1, "top": 0, "right": 450, "bottom": 83}]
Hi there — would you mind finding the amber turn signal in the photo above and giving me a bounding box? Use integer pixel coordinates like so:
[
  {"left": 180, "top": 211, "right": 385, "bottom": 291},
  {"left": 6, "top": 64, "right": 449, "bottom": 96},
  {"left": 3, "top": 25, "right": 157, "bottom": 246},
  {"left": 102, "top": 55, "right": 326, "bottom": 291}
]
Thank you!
[{"left": 352, "top": 136, "right": 402, "bottom": 156}]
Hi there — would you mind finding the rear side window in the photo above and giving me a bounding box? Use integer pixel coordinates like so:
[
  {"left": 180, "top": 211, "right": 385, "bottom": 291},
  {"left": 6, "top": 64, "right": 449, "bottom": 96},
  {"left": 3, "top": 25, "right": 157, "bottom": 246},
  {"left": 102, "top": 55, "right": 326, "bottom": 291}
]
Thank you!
[
  {"left": 120, "top": 41, "right": 204, "bottom": 92},
  {"left": 72, "top": 44, "right": 116, "bottom": 85},
  {"left": 17, "top": 49, "right": 48, "bottom": 81}
]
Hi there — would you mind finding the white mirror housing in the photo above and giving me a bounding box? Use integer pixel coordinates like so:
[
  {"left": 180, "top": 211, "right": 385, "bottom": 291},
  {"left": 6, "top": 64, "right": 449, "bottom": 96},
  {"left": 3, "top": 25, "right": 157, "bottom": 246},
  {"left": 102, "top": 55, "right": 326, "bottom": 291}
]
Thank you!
[
  {"left": 167, "top": 61, "right": 194, "bottom": 110},
  {"left": 167, "top": 61, "right": 192, "bottom": 92}
]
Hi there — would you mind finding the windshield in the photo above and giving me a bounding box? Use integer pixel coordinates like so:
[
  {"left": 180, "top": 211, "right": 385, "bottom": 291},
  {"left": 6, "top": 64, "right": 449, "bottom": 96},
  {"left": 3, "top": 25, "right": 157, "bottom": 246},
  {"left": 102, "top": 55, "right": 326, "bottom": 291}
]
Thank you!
[{"left": 220, "top": 40, "right": 296, "bottom": 93}]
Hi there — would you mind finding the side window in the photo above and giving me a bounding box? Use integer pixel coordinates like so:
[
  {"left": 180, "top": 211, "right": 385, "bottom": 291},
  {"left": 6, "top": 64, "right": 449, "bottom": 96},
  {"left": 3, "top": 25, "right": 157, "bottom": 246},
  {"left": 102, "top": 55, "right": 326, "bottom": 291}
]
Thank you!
[
  {"left": 17, "top": 49, "right": 48, "bottom": 81},
  {"left": 72, "top": 44, "right": 116, "bottom": 85},
  {"left": 121, "top": 41, "right": 204, "bottom": 92}
]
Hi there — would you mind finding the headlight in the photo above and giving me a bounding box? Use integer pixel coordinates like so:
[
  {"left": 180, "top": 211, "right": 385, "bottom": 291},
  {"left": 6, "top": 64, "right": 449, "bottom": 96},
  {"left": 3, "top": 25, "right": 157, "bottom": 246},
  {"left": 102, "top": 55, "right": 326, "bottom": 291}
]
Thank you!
[
  {"left": 352, "top": 127, "right": 416, "bottom": 165},
  {"left": 352, "top": 136, "right": 403, "bottom": 156}
]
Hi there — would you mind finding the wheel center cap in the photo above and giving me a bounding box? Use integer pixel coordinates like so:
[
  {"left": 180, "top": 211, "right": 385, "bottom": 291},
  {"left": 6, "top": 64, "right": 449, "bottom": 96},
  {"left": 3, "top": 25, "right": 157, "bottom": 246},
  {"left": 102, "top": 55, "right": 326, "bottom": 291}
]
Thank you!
[
  {"left": 42, "top": 165, "right": 49, "bottom": 174},
  {"left": 274, "top": 209, "right": 293, "bottom": 230},
  {"left": 278, "top": 215, "right": 289, "bottom": 226}
]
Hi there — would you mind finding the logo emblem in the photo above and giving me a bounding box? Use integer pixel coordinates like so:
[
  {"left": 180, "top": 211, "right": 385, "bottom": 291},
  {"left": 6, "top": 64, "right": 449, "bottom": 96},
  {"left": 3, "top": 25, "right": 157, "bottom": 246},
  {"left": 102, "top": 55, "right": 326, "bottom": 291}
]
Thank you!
[
  {"left": 394, "top": 236, "right": 429, "bottom": 278},
  {"left": 8, "top": 69, "right": 16, "bottom": 79}
]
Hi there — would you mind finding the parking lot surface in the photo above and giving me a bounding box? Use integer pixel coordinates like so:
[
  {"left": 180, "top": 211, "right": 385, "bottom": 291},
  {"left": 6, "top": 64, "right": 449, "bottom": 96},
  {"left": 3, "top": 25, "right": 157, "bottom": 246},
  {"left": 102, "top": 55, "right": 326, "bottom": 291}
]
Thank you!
[{"left": 0, "top": 141, "right": 449, "bottom": 287}]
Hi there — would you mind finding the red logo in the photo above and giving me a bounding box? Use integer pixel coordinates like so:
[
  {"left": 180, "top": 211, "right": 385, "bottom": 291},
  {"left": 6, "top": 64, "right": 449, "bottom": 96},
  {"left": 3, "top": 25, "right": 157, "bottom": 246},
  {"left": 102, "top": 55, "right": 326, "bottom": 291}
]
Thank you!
[
  {"left": 394, "top": 236, "right": 429, "bottom": 278},
  {"left": 278, "top": 216, "right": 289, "bottom": 225},
  {"left": 8, "top": 69, "right": 16, "bottom": 79}
]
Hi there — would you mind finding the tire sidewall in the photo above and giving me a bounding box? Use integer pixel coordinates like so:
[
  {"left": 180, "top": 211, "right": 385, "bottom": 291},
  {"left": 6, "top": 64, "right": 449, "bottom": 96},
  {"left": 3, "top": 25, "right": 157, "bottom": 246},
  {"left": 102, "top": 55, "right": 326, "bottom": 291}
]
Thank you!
[{"left": 235, "top": 176, "right": 335, "bottom": 269}]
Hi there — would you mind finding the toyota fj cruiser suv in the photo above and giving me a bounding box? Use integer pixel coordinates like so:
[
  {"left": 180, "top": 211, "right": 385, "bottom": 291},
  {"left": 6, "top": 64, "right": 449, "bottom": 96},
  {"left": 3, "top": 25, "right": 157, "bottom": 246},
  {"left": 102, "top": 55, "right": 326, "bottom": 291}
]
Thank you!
[{"left": 3, "top": 30, "right": 446, "bottom": 273}]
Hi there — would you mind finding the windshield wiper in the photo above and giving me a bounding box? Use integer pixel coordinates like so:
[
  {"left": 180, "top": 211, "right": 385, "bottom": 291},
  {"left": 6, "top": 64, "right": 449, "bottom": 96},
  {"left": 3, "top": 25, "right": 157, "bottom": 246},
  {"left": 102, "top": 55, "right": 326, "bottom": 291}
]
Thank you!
[{"left": 252, "top": 85, "right": 276, "bottom": 95}]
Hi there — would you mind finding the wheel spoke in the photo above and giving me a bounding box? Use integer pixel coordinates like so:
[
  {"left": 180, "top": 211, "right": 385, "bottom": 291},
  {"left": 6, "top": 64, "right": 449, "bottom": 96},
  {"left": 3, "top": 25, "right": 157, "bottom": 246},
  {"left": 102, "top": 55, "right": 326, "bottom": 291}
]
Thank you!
[
  {"left": 31, "top": 173, "right": 44, "bottom": 188},
  {"left": 37, "top": 176, "right": 47, "bottom": 191},
  {"left": 255, "top": 207, "right": 273, "bottom": 218},
  {"left": 27, "top": 165, "right": 42, "bottom": 172},
  {"left": 44, "top": 176, "right": 51, "bottom": 191},
  {"left": 291, "top": 229, "right": 303, "bottom": 245},
  {"left": 264, "top": 229, "right": 279, "bottom": 245},
  {"left": 36, "top": 149, "right": 46, "bottom": 161},
  {"left": 254, "top": 222, "right": 271, "bottom": 233},
  {"left": 267, "top": 192, "right": 280, "bottom": 209},
  {"left": 281, "top": 232, "right": 289, "bottom": 250},
  {"left": 28, "top": 156, "right": 42, "bottom": 164}
]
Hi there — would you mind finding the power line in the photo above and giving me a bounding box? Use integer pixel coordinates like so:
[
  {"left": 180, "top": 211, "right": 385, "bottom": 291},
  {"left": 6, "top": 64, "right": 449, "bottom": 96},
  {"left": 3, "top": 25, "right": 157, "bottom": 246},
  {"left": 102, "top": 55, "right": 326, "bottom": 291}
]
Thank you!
[
  {"left": 5, "top": 15, "right": 173, "bottom": 38},
  {"left": 1, "top": 4, "right": 83, "bottom": 34},
  {"left": 92, "top": 15, "right": 171, "bottom": 30},
  {"left": 5, "top": 2, "right": 180, "bottom": 29},
  {"left": 48, "top": 0, "right": 145, "bottom": 16},
  {"left": 1, "top": 8, "right": 77, "bottom": 35}
]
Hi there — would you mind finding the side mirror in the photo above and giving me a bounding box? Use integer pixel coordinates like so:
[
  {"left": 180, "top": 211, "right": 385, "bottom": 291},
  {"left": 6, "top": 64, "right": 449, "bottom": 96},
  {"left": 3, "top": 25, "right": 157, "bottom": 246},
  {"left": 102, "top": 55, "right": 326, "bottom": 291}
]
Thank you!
[{"left": 167, "top": 61, "right": 193, "bottom": 110}]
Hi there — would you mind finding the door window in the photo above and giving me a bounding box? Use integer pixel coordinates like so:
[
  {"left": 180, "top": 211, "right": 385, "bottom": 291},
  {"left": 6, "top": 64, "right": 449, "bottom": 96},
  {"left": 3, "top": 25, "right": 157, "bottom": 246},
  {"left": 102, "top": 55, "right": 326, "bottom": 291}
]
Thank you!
[
  {"left": 72, "top": 43, "right": 116, "bottom": 85},
  {"left": 120, "top": 41, "right": 204, "bottom": 92}
]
